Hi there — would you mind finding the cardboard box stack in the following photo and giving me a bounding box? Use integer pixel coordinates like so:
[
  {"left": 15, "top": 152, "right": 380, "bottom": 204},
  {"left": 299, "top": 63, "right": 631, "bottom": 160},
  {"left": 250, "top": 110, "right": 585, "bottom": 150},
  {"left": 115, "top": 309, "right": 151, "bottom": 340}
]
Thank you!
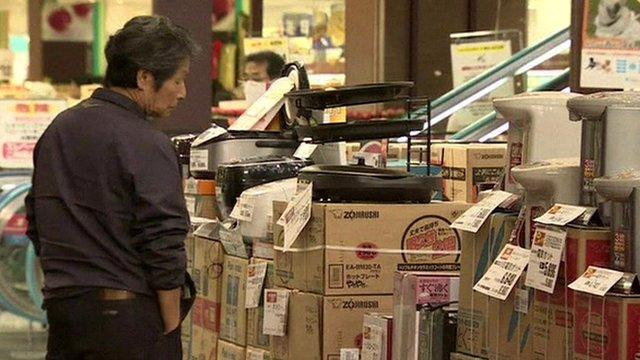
[
  {"left": 457, "top": 213, "right": 533, "bottom": 359},
  {"left": 191, "top": 224, "right": 225, "bottom": 359},
  {"left": 271, "top": 201, "right": 470, "bottom": 359},
  {"left": 455, "top": 208, "right": 616, "bottom": 360},
  {"left": 430, "top": 143, "right": 507, "bottom": 203}
]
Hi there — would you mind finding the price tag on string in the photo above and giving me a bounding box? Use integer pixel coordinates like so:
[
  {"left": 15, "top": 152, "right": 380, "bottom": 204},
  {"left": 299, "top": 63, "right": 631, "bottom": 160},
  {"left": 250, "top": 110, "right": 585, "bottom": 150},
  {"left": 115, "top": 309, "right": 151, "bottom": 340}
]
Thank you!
[
  {"left": 245, "top": 262, "right": 268, "bottom": 308},
  {"left": 568, "top": 266, "right": 624, "bottom": 296},
  {"left": 451, "top": 191, "right": 514, "bottom": 233},
  {"left": 277, "top": 183, "right": 313, "bottom": 250},
  {"left": 263, "top": 289, "right": 291, "bottom": 336},
  {"left": 230, "top": 198, "right": 255, "bottom": 222},
  {"left": 534, "top": 204, "right": 588, "bottom": 226},
  {"left": 473, "top": 244, "right": 531, "bottom": 300},
  {"left": 525, "top": 225, "right": 566, "bottom": 293}
]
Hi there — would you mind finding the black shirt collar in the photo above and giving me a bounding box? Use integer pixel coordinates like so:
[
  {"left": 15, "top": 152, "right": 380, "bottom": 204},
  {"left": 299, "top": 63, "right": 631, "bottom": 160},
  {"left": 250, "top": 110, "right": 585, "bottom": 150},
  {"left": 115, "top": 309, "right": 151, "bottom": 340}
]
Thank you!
[{"left": 91, "top": 88, "right": 146, "bottom": 119}]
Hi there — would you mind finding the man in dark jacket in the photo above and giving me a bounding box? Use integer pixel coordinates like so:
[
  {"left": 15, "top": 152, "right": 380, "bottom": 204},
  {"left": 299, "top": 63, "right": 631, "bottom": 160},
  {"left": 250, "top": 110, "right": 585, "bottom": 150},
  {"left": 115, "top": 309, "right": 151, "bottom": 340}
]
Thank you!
[{"left": 25, "top": 15, "right": 198, "bottom": 359}]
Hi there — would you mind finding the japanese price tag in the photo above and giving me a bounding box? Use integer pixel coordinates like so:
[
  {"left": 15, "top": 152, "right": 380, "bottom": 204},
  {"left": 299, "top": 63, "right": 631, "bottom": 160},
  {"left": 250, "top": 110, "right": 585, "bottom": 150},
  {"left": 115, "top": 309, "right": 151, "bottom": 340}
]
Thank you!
[
  {"left": 473, "top": 244, "right": 531, "bottom": 300},
  {"left": 293, "top": 143, "right": 318, "bottom": 160},
  {"left": 245, "top": 262, "right": 268, "bottom": 309},
  {"left": 219, "top": 221, "right": 248, "bottom": 258},
  {"left": 568, "top": 266, "right": 624, "bottom": 296},
  {"left": 192, "top": 220, "right": 218, "bottom": 240},
  {"left": 451, "top": 191, "right": 514, "bottom": 233},
  {"left": 525, "top": 226, "right": 566, "bottom": 293},
  {"left": 534, "top": 204, "right": 588, "bottom": 226},
  {"left": 276, "top": 182, "right": 313, "bottom": 250},
  {"left": 340, "top": 349, "right": 360, "bottom": 360},
  {"left": 263, "top": 289, "right": 291, "bottom": 336},
  {"left": 230, "top": 197, "right": 255, "bottom": 222}
]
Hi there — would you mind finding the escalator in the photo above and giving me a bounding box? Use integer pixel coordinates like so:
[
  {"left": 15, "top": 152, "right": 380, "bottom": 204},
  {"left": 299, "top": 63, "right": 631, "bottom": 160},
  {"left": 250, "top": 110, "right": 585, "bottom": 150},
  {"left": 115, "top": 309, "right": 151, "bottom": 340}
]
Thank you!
[{"left": 411, "top": 27, "right": 571, "bottom": 141}]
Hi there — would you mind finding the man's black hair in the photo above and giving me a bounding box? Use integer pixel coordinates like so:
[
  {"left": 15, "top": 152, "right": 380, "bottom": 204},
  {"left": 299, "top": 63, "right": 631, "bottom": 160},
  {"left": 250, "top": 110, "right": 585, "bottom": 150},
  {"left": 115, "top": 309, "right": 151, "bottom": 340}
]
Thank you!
[
  {"left": 104, "top": 16, "right": 200, "bottom": 90},
  {"left": 245, "top": 51, "right": 286, "bottom": 80}
]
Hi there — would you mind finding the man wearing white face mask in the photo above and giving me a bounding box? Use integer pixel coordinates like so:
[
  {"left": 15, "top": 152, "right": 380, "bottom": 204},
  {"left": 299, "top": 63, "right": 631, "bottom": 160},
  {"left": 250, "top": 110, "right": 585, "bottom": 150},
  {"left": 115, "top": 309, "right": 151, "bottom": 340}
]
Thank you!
[{"left": 240, "top": 51, "right": 285, "bottom": 104}]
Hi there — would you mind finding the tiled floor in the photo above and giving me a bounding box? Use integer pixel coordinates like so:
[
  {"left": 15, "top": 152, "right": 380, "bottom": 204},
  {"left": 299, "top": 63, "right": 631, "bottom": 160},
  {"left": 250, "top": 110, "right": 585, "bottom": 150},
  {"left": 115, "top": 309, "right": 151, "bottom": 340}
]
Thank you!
[{"left": 0, "top": 312, "right": 46, "bottom": 360}]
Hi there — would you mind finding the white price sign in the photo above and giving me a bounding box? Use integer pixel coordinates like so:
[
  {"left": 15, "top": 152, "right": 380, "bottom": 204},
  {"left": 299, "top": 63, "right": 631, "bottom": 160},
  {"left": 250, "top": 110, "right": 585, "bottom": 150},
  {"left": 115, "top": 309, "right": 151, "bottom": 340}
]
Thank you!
[
  {"left": 534, "top": 204, "right": 587, "bottom": 226},
  {"left": 277, "top": 182, "right": 313, "bottom": 250},
  {"left": 568, "top": 266, "right": 624, "bottom": 297},
  {"left": 263, "top": 289, "right": 291, "bottom": 336},
  {"left": 189, "top": 149, "right": 209, "bottom": 171},
  {"left": 219, "top": 222, "right": 248, "bottom": 258},
  {"left": 245, "top": 262, "right": 268, "bottom": 309},
  {"left": 451, "top": 191, "right": 514, "bottom": 233},
  {"left": 230, "top": 198, "right": 255, "bottom": 222},
  {"left": 293, "top": 143, "right": 318, "bottom": 160},
  {"left": 473, "top": 244, "right": 531, "bottom": 300},
  {"left": 525, "top": 226, "right": 566, "bottom": 293}
]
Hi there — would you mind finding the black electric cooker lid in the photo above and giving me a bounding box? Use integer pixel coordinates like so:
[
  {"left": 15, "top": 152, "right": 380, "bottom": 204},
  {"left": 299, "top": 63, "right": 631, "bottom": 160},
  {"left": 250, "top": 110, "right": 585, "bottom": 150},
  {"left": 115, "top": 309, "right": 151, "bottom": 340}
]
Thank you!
[
  {"left": 295, "top": 119, "right": 424, "bottom": 143},
  {"left": 285, "top": 82, "right": 413, "bottom": 109},
  {"left": 300, "top": 165, "right": 413, "bottom": 179}
]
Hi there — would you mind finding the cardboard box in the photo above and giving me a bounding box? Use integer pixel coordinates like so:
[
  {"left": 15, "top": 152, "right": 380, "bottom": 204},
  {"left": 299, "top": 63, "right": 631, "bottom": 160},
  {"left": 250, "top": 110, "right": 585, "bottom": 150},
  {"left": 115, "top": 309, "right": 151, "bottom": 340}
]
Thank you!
[
  {"left": 362, "top": 313, "right": 393, "bottom": 360},
  {"left": 456, "top": 212, "right": 517, "bottom": 358},
  {"left": 247, "top": 258, "right": 275, "bottom": 351},
  {"left": 271, "top": 292, "right": 394, "bottom": 360},
  {"left": 273, "top": 202, "right": 470, "bottom": 295},
  {"left": 393, "top": 272, "right": 460, "bottom": 360},
  {"left": 431, "top": 143, "right": 506, "bottom": 203},
  {"left": 532, "top": 287, "right": 573, "bottom": 360},
  {"left": 217, "top": 340, "right": 246, "bottom": 360},
  {"left": 271, "top": 292, "right": 323, "bottom": 360},
  {"left": 247, "top": 347, "right": 272, "bottom": 360},
  {"left": 484, "top": 277, "right": 534, "bottom": 360},
  {"left": 221, "top": 255, "right": 249, "bottom": 346},
  {"left": 184, "top": 178, "right": 220, "bottom": 220},
  {"left": 573, "top": 293, "right": 640, "bottom": 360},
  {"left": 565, "top": 225, "right": 611, "bottom": 291},
  {"left": 191, "top": 236, "right": 224, "bottom": 359}
]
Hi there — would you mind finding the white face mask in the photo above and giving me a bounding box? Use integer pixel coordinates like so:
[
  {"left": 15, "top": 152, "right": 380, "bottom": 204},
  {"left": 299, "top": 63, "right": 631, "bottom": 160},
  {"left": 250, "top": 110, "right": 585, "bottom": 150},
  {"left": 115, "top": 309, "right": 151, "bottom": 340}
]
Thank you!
[{"left": 243, "top": 80, "right": 268, "bottom": 105}]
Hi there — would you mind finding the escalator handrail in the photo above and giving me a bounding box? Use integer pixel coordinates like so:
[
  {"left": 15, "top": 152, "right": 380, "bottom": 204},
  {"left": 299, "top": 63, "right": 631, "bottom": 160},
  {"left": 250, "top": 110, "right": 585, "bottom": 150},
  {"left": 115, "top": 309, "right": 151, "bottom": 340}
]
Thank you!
[
  {"left": 0, "top": 182, "right": 46, "bottom": 323},
  {"left": 449, "top": 68, "right": 571, "bottom": 141},
  {"left": 411, "top": 27, "right": 570, "bottom": 126}
]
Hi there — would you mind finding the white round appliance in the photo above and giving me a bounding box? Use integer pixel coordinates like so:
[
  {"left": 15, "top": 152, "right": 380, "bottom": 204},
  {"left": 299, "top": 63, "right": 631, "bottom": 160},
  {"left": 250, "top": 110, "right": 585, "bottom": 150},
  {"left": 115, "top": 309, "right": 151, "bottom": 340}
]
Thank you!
[
  {"left": 238, "top": 178, "right": 298, "bottom": 257},
  {"left": 566, "top": 91, "right": 640, "bottom": 206},
  {"left": 493, "top": 92, "right": 582, "bottom": 192},
  {"left": 511, "top": 158, "right": 581, "bottom": 206},
  {"left": 594, "top": 172, "right": 640, "bottom": 274}
]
